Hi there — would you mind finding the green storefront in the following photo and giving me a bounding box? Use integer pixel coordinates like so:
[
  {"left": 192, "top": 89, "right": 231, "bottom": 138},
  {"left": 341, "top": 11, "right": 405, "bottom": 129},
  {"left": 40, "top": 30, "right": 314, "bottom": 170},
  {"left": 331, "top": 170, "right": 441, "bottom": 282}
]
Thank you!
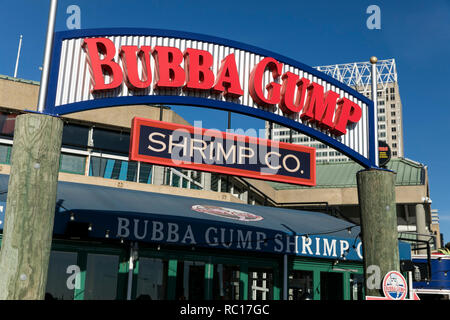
[
  {"left": 38, "top": 239, "right": 365, "bottom": 300},
  {"left": 0, "top": 173, "right": 374, "bottom": 301}
]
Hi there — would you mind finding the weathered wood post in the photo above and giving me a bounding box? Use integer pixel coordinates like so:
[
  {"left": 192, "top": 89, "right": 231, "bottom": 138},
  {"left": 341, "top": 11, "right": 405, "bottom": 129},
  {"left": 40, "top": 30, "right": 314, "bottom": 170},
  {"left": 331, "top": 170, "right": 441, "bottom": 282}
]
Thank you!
[
  {"left": 357, "top": 168, "right": 400, "bottom": 297},
  {"left": 0, "top": 113, "right": 63, "bottom": 299},
  {"left": 0, "top": 0, "right": 60, "bottom": 299}
]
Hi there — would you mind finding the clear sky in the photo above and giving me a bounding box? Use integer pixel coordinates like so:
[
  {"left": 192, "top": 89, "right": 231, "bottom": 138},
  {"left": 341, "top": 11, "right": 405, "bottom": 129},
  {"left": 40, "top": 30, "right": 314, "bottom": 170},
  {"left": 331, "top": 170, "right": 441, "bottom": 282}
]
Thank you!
[{"left": 1, "top": 0, "right": 449, "bottom": 246}]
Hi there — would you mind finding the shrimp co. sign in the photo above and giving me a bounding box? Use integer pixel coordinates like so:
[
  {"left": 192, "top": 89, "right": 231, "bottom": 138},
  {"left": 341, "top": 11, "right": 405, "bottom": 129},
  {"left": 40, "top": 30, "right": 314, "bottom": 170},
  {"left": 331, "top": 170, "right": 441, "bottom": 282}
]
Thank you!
[{"left": 45, "top": 28, "right": 377, "bottom": 168}]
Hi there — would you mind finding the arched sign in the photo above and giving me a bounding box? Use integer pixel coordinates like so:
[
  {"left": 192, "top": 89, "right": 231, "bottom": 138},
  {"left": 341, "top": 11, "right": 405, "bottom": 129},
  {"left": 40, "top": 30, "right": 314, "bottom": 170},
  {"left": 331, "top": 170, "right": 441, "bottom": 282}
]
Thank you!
[{"left": 45, "top": 28, "right": 377, "bottom": 168}]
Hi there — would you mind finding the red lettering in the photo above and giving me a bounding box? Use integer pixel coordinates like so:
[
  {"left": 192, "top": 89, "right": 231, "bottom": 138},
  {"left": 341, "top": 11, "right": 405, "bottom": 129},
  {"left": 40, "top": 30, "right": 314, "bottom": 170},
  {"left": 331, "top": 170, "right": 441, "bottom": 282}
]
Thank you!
[
  {"left": 119, "top": 45, "right": 152, "bottom": 90},
  {"left": 152, "top": 46, "right": 185, "bottom": 89},
  {"left": 300, "top": 83, "right": 340, "bottom": 130},
  {"left": 249, "top": 57, "right": 283, "bottom": 107},
  {"left": 82, "top": 38, "right": 123, "bottom": 92},
  {"left": 279, "top": 72, "right": 310, "bottom": 114},
  {"left": 184, "top": 48, "right": 215, "bottom": 90},
  {"left": 331, "top": 98, "right": 362, "bottom": 136},
  {"left": 213, "top": 53, "right": 243, "bottom": 97}
]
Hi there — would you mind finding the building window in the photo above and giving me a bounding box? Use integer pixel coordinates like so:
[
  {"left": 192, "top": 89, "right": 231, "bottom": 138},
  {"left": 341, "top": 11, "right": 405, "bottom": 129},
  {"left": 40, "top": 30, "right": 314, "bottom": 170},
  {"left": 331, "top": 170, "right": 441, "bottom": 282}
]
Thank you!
[
  {"left": 393, "top": 143, "right": 397, "bottom": 148},
  {"left": 390, "top": 94, "right": 395, "bottom": 100},
  {"left": 393, "top": 151, "right": 398, "bottom": 156},
  {"left": 378, "top": 116, "right": 385, "bottom": 122},
  {"left": 391, "top": 127, "right": 397, "bottom": 132},
  {"left": 391, "top": 112, "right": 396, "bottom": 116},
  {"left": 392, "top": 135, "right": 397, "bottom": 140},
  {"left": 390, "top": 88, "right": 395, "bottom": 93},
  {"left": 378, "top": 100, "right": 385, "bottom": 106},
  {"left": 379, "top": 132, "right": 386, "bottom": 138},
  {"left": 62, "top": 124, "right": 90, "bottom": 150},
  {"left": 212, "top": 264, "right": 241, "bottom": 300},
  {"left": 135, "top": 257, "right": 168, "bottom": 300},
  {"left": 0, "top": 112, "right": 17, "bottom": 139},
  {"left": 391, "top": 104, "right": 396, "bottom": 109},
  {"left": 379, "top": 108, "right": 385, "bottom": 114},
  {"left": 84, "top": 253, "right": 120, "bottom": 300},
  {"left": 175, "top": 260, "right": 205, "bottom": 300},
  {"left": 0, "top": 144, "right": 11, "bottom": 164},
  {"left": 92, "top": 128, "right": 130, "bottom": 155},
  {"left": 89, "top": 156, "right": 138, "bottom": 182},
  {"left": 249, "top": 268, "right": 274, "bottom": 300},
  {"left": 45, "top": 251, "right": 78, "bottom": 300},
  {"left": 289, "top": 270, "right": 313, "bottom": 300},
  {"left": 391, "top": 119, "right": 396, "bottom": 124},
  {"left": 59, "top": 153, "right": 86, "bottom": 175},
  {"left": 139, "top": 163, "right": 153, "bottom": 184}
]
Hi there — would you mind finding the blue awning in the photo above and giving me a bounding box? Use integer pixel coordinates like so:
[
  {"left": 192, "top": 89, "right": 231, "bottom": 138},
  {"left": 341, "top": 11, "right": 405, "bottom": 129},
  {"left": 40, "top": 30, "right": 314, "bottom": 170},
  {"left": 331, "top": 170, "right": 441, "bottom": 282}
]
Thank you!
[{"left": 0, "top": 174, "right": 410, "bottom": 261}]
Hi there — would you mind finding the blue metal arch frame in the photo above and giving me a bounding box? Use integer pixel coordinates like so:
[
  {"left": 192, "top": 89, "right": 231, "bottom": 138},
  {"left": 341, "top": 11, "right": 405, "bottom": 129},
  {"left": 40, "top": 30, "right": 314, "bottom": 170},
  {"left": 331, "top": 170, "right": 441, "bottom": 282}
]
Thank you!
[{"left": 45, "top": 28, "right": 377, "bottom": 169}]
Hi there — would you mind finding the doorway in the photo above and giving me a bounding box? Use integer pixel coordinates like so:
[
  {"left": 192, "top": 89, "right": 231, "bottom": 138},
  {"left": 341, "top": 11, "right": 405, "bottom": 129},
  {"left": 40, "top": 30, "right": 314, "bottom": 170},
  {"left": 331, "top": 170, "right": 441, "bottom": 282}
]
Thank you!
[{"left": 320, "top": 272, "right": 343, "bottom": 300}]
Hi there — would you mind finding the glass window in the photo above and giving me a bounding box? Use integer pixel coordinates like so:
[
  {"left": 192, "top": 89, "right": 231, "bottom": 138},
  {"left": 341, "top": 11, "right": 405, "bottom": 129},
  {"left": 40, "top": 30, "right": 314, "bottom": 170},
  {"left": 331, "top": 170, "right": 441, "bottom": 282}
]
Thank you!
[
  {"left": 176, "top": 260, "right": 205, "bottom": 300},
  {"left": 392, "top": 135, "right": 397, "bottom": 140},
  {"left": 391, "top": 119, "right": 396, "bottom": 124},
  {"left": 84, "top": 253, "right": 119, "bottom": 300},
  {"left": 212, "top": 264, "right": 240, "bottom": 300},
  {"left": 0, "top": 113, "right": 17, "bottom": 138},
  {"left": 60, "top": 153, "right": 86, "bottom": 175},
  {"left": 135, "top": 257, "right": 168, "bottom": 300},
  {"left": 89, "top": 156, "right": 137, "bottom": 182},
  {"left": 62, "top": 124, "right": 90, "bottom": 149},
  {"left": 45, "top": 251, "right": 78, "bottom": 300},
  {"left": 211, "top": 174, "right": 220, "bottom": 192},
  {"left": 289, "top": 270, "right": 313, "bottom": 300},
  {"left": 320, "top": 272, "right": 343, "bottom": 300},
  {"left": 0, "top": 144, "right": 11, "bottom": 164},
  {"left": 171, "top": 173, "right": 181, "bottom": 187},
  {"left": 350, "top": 274, "right": 364, "bottom": 300},
  {"left": 138, "top": 163, "right": 153, "bottom": 184},
  {"left": 248, "top": 268, "right": 274, "bottom": 300},
  {"left": 92, "top": 128, "right": 130, "bottom": 155}
]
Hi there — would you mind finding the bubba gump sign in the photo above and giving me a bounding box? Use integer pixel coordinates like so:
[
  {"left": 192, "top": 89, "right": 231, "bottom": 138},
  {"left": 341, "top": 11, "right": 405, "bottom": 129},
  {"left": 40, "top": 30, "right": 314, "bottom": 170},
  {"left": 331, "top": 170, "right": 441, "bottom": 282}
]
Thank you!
[{"left": 83, "top": 37, "right": 362, "bottom": 137}]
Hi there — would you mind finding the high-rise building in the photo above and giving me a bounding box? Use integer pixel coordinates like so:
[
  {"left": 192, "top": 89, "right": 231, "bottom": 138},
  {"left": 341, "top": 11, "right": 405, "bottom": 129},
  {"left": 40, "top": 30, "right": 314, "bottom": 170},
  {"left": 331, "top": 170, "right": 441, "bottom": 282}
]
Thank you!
[{"left": 268, "top": 59, "right": 404, "bottom": 163}]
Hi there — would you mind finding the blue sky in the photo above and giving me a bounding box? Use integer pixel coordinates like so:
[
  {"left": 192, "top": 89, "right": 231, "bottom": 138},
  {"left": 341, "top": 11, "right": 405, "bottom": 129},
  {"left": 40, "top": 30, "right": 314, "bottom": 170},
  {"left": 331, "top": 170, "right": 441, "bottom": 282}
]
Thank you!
[{"left": 1, "top": 0, "right": 449, "bottom": 245}]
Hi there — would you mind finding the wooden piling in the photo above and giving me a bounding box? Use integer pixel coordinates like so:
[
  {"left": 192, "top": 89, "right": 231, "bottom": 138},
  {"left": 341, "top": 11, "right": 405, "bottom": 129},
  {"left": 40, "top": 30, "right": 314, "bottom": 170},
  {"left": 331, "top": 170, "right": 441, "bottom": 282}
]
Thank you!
[{"left": 0, "top": 113, "right": 62, "bottom": 300}]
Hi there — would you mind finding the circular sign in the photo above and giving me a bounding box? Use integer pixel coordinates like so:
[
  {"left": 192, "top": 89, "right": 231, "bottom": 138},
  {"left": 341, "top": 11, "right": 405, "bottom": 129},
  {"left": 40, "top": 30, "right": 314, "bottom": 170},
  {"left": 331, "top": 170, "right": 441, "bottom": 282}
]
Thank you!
[
  {"left": 378, "top": 140, "right": 391, "bottom": 167},
  {"left": 382, "top": 271, "right": 408, "bottom": 300},
  {"left": 191, "top": 205, "right": 263, "bottom": 222}
]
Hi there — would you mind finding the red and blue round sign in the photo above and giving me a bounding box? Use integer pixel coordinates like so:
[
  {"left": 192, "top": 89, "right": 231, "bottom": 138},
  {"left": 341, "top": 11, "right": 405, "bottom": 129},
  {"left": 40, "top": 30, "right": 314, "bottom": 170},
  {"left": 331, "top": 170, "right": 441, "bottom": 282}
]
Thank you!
[{"left": 382, "top": 271, "right": 408, "bottom": 300}]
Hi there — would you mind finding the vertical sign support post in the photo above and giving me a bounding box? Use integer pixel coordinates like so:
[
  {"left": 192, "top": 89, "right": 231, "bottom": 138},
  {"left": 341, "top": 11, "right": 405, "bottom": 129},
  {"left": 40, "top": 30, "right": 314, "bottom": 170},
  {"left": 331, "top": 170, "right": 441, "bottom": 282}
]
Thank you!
[
  {"left": 356, "top": 57, "right": 400, "bottom": 297},
  {"left": 0, "top": 0, "right": 63, "bottom": 300}
]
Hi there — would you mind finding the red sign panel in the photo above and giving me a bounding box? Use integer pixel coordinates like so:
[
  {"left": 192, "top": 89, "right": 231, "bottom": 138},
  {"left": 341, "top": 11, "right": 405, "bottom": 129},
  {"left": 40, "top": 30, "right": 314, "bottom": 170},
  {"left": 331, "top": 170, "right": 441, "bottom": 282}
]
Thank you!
[{"left": 130, "top": 118, "right": 316, "bottom": 186}]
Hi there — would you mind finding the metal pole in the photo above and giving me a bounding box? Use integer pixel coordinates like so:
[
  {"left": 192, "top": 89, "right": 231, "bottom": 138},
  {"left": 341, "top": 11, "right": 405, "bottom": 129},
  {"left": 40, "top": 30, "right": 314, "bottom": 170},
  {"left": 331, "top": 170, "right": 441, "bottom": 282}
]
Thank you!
[
  {"left": 14, "top": 35, "right": 23, "bottom": 78},
  {"left": 127, "top": 243, "right": 136, "bottom": 300},
  {"left": 283, "top": 254, "right": 288, "bottom": 300},
  {"left": 37, "top": 0, "right": 58, "bottom": 113},
  {"left": 408, "top": 271, "right": 413, "bottom": 299},
  {"left": 370, "top": 56, "right": 379, "bottom": 167}
]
